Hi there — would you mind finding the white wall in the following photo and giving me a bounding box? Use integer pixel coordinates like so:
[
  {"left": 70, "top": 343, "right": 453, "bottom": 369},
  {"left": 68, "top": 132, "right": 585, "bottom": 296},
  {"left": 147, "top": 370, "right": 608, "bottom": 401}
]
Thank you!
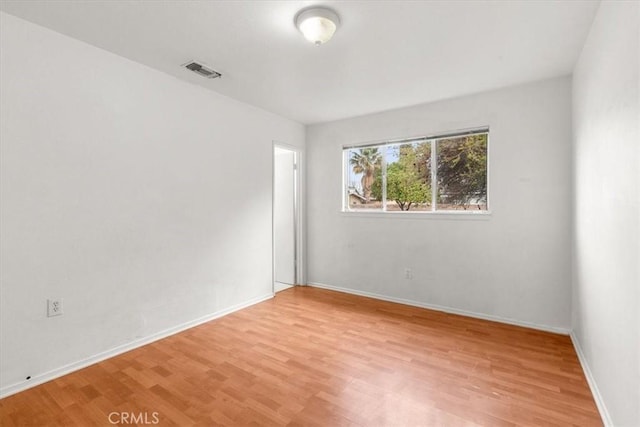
[
  {"left": 0, "top": 12, "right": 304, "bottom": 394},
  {"left": 307, "top": 77, "right": 573, "bottom": 332},
  {"left": 572, "top": 1, "right": 639, "bottom": 425}
]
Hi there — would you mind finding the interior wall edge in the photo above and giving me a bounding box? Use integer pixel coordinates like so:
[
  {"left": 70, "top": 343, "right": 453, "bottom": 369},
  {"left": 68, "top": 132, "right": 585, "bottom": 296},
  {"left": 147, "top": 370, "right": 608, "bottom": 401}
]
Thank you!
[
  {"left": 0, "top": 293, "right": 274, "bottom": 400},
  {"left": 569, "top": 332, "right": 614, "bottom": 427},
  {"left": 308, "top": 282, "right": 570, "bottom": 335}
]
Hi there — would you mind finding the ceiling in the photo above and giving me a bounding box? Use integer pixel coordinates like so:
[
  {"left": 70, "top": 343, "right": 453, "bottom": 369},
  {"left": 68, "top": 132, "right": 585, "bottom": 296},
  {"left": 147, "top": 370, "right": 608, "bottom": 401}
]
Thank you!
[{"left": 0, "top": 1, "right": 600, "bottom": 124}]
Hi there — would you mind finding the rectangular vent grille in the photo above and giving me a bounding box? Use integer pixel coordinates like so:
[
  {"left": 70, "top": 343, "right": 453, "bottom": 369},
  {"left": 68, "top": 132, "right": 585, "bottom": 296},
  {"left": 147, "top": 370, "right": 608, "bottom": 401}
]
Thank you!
[{"left": 182, "top": 61, "right": 222, "bottom": 79}]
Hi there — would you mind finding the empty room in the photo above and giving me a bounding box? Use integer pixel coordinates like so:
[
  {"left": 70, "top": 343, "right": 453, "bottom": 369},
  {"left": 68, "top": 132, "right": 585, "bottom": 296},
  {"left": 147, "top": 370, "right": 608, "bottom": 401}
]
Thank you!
[{"left": 0, "top": 0, "right": 638, "bottom": 426}]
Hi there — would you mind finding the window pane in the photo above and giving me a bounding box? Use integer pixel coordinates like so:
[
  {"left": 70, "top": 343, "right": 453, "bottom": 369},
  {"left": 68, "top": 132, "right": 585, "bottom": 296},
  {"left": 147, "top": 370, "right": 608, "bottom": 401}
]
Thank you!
[
  {"left": 385, "top": 141, "right": 431, "bottom": 211},
  {"left": 436, "top": 133, "right": 488, "bottom": 211},
  {"left": 346, "top": 146, "right": 383, "bottom": 210}
]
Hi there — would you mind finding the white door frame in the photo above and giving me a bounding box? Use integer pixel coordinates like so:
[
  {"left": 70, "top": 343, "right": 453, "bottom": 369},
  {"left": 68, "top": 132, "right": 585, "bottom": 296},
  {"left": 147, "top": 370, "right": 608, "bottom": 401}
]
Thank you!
[{"left": 272, "top": 142, "right": 304, "bottom": 293}]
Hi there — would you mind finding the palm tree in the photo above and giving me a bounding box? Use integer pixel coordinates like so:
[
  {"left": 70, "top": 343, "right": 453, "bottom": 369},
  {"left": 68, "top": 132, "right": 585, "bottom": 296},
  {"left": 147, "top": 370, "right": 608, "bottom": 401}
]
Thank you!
[{"left": 350, "top": 148, "right": 382, "bottom": 202}]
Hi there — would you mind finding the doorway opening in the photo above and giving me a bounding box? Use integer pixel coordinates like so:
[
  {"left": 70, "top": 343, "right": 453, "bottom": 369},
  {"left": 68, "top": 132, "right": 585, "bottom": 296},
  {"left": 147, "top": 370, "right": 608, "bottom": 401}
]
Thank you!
[{"left": 273, "top": 144, "right": 302, "bottom": 293}]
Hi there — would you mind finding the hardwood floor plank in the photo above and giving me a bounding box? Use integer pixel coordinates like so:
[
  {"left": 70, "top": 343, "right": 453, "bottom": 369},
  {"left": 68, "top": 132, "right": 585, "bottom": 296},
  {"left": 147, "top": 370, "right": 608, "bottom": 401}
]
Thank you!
[{"left": 0, "top": 287, "right": 601, "bottom": 426}]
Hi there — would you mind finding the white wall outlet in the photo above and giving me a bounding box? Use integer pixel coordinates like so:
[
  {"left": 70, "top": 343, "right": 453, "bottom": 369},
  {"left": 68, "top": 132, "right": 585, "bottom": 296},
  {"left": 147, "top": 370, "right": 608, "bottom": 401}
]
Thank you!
[
  {"left": 47, "top": 298, "right": 63, "bottom": 317},
  {"left": 404, "top": 268, "right": 413, "bottom": 279}
]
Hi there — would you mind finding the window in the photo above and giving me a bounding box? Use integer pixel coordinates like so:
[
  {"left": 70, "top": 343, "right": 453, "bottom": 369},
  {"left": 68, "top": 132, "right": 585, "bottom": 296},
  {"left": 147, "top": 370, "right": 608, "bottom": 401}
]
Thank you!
[{"left": 344, "top": 129, "right": 488, "bottom": 213}]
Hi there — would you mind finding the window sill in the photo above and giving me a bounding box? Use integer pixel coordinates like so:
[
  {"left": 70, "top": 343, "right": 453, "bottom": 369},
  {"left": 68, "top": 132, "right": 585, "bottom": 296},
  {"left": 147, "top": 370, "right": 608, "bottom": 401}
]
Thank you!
[{"left": 340, "top": 210, "right": 492, "bottom": 220}]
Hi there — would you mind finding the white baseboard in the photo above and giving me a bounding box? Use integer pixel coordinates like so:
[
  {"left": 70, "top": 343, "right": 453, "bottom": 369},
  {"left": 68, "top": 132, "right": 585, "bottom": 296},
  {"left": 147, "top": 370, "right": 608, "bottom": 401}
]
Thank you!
[
  {"left": 308, "top": 282, "right": 570, "bottom": 335},
  {"left": 570, "top": 332, "right": 613, "bottom": 427},
  {"left": 0, "top": 293, "right": 274, "bottom": 399},
  {"left": 274, "top": 282, "right": 294, "bottom": 293}
]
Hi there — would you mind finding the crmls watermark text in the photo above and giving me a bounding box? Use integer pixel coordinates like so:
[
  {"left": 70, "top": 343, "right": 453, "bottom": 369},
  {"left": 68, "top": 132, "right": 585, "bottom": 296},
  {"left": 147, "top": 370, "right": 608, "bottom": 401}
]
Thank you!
[{"left": 108, "top": 412, "right": 159, "bottom": 425}]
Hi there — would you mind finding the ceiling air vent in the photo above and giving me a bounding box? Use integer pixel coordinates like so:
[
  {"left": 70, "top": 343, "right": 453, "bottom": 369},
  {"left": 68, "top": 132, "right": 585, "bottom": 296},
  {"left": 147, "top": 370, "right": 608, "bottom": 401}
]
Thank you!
[{"left": 182, "top": 61, "right": 222, "bottom": 79}]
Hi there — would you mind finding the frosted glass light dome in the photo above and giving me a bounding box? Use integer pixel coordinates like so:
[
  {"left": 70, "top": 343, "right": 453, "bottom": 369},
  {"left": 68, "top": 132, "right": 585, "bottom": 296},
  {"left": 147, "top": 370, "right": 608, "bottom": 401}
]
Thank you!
[{"left": 295, "top": 7, "right": 340, "bottom": 45}]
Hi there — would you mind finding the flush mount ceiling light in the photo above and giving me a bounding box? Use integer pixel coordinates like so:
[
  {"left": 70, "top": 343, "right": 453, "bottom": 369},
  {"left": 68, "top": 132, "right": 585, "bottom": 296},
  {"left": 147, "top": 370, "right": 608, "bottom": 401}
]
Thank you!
[{"left": 295, "top": 7, "right": 340, "bottom": 45}]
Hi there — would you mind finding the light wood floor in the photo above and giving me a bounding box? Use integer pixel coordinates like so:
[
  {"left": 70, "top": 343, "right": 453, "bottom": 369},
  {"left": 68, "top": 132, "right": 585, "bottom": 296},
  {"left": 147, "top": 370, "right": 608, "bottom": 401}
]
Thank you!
[{"left": 0, "top": 287, "right": 601, "bottom": 426}]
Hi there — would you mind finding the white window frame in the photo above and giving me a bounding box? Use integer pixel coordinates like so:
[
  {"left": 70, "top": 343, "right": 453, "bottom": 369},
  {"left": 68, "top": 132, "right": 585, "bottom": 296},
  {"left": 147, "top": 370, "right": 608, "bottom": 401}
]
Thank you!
[{"left": 342, "top": 127, "right": 490, "bottom": 216}]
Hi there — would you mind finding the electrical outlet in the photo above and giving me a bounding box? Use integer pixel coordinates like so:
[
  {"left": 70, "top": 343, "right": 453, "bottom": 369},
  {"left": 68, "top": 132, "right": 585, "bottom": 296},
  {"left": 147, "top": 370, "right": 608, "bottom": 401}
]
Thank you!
[
  {"left": 47, "top": 298, "right": 63, "bottom": 317},
  {"left": 404, "top": 268, "right": 413, "bottom": 279}
]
